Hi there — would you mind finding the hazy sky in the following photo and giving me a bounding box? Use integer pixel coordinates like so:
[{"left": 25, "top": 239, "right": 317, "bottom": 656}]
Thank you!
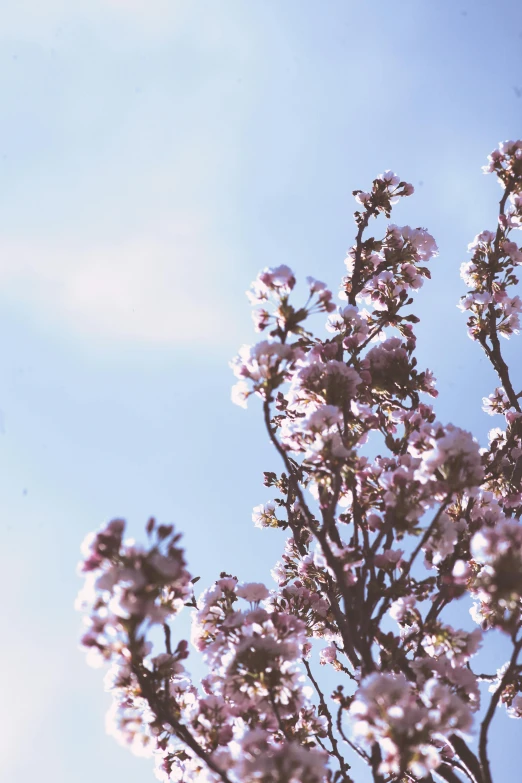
[{"left": 1, "top": 1, "right": 522, "bottom": 781}]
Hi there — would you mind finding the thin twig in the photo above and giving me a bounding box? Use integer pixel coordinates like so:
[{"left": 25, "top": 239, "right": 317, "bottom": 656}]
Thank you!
[
  {"left": 129, "top": 635, "right": 233, "bottom": 783},
  {"left": 478, "top": 637, "right": 522, "bottom": 783},
  {"left": 302, "top": 658, "right": 352, "bottom": 780}
]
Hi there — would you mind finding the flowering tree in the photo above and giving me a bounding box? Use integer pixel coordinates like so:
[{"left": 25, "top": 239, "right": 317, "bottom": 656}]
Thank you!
[{"left": 76, "top": 140, "right": 522, "bottom": 783}]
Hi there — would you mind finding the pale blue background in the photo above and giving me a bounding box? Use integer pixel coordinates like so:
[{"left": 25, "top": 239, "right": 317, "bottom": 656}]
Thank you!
[{"left": 1, "top": 1, "right": 521, "bottom": 781}]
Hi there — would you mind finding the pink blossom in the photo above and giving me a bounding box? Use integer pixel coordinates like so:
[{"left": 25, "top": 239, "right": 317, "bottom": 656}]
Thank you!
[
  {"left": 247, "top": 264, "right": 296, "bottom": 303},
  {"left": 235, "top": 729, "right": 328, "bottom": 783},
  {"left": 374, "top": 548, "right": 404, "bottom": 569},
  {"left": 236, "top": 582, "right": 270, "bottom": 603},
  {"left": 507, "top": 694, "right": 522, "bottom": 719},
  {"left": 415, "top": 424, "right": 484, "bottom": 490},
  {"left": 252, "top": 501, "right": 277, "bottom": 529},
  {"left": 389, "top": 594, "right": 416, "bottom": 622},
  {"left": 378, "top": 170, "right": 401, "bottom": 187},
  {"left": 401, "top": 225, "right": 439, "bottom": 260},
  {"left": 502, "top": 240, "right": 522, "bottom": 264},
  {"left": 452, "top": 559, "right": 471, "bottom": 584}
]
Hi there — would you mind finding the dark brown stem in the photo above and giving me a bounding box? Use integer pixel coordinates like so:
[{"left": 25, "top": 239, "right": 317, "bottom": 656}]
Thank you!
[
  {"left": 478, "top": 637, "right": 522, "bottom": 783},
  {"left": 370, "top": 745, "right": 385, "bottom": 783},
  {"left": 448, "top": 734, "right": 483, "bottom": 783},
  {"left": 348, "top": 208, "right": 374, "bottom": 305},
  {"left": 262, "top": 398, "right": 361, "bottom": 668},
  {"left": 130, "top": 639, "right": 233, "bottom": 783},
  {"left": 336, "top": 703, "right": 370, "bottom": 762},
  {"left": 268, "top": 693, "right": 291, "bottom": 741},
  {"left": 477, "top": 185, "right": 521, "bottom": 413},
  {"left": 435, "top": 764, "right": 468, "bottom": 783},
  {"left": 478, "top": 329, "right": 520, "bottom": 412},
  {"left": 163, "top": 623, "right": 172, "bottom": 655},
  {"left": 303, "top": 659, "right": 353, "bottom": 781},
  {"left": 373, "top": 499, "right": 450, "bottom": 627}
]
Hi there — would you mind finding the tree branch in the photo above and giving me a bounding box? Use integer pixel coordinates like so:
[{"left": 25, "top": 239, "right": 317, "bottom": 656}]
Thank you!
[{"left": 478, "top": 637, "right": 522, "bottom": 783}]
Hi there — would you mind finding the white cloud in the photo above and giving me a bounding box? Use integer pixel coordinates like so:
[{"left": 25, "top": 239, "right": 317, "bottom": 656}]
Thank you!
[{"left": 0, "top": 221, "right": 236, "bottom": 345}]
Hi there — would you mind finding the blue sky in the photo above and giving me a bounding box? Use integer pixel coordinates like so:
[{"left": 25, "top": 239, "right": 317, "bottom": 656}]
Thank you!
[{"left": 1, "top": 1, "right": 521, "bottom": 781}]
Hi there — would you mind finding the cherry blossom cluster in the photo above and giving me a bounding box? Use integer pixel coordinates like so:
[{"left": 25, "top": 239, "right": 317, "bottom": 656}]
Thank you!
[
  {"left": 77, "top": 518, "right": 192, "bottom": 667},
  {"left": 350, "top": 672, "right": 472, "bottom": 778},
  {"left": 78, "top": 519, "right": 331, "bottom": 783},
  {"left": 470, "top": 519, "right": 522, "bottom": 631},
  {"left": 79, "top": 141, "right": 522, "bottom": 783},
  {"left": 460, "top": 141, "right": 522, "bottom": 345},
  {"left": 247, "top": 265, "right": 336, "bottom": 336}
]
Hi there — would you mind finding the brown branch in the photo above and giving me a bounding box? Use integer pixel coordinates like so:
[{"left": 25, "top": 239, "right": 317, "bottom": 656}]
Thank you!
[
  {"left": 302, "top": 659, "right": 353, "bottom": 781},
  {"left": 262, "top": 398, "right": 361, "bottom": 669},
  {"left": 163, "top": 623, "right": 172, "bottom": 655},
  {"left": 476, "top": 185, "right": 521, "bottom": 413},
  {"left": 448, "top": 734, "right": 483, "bottom": 783},
  {"left": 478, "top": 328, "right": 520, "bottom": 413},
  {"left": 372, "top": 499, "right": 451, "bottom": 627},
  {"left": 335, "top": 703, "right": 370, "bottom": 763},
  {"left": 370, "top": 745, "right": 385, "bottom": 783},
  {"left": 478, "top": 637, "right": 522, "bottom": 783},
  {"left": 348, "top": 208, "right": 374, "bottom": 305},
  {"left": 129, "top": 638, "right": 233, "bottom": 783},
  {"left": 435, "top": 764, "right": 467, "bottom": 783},
  {"left": 268, "top": 693, "right": 291, "bottom": 741}
]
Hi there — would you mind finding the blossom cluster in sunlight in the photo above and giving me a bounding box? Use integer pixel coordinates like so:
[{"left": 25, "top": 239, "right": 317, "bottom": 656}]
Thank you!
[{"left": 78, "top": 142, "right": 522, "bottom": 783}]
